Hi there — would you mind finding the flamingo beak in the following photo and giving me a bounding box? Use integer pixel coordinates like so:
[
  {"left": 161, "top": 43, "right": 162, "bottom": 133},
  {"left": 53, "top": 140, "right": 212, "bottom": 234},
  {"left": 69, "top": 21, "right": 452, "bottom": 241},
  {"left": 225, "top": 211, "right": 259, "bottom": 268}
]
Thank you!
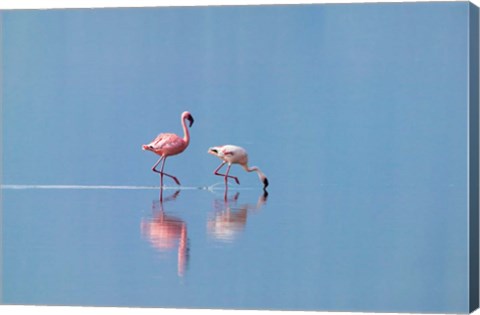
[
  {"left": 263, "top": 177, "right": 269, "bottom": 190},
  {"left": 208, "top": 148, "right": 218, "bottom": 155},
  {"left": 187, "top": 115, "right": 194, "bottom": 127}
]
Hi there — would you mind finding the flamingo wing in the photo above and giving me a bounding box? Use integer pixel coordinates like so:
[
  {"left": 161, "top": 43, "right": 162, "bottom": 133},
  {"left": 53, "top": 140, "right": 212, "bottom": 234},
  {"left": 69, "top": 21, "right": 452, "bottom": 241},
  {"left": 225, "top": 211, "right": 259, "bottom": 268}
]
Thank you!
[
  {"left": 149, "top": 133, "right": 170, "bottom": 149},
  {"left": 149, "top": 133, "right": 186, "bottom": 154}
]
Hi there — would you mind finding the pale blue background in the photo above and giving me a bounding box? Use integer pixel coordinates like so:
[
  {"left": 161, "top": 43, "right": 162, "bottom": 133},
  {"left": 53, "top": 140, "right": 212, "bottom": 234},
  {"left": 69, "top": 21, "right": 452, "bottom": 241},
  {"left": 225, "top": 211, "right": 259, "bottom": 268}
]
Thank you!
[{"left": 1, "top": 2, "right": 472, "bottom": 313}]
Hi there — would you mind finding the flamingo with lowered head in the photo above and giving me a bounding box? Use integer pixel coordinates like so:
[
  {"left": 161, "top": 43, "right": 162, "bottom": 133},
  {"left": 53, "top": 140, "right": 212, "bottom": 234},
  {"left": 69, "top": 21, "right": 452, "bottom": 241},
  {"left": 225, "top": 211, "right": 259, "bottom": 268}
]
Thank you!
[
  {"left": 208, "top": 145, "right": 269, "bottom": 191},
  {"left": 142, "top": 111, "right": 194, "bottom": 186}
]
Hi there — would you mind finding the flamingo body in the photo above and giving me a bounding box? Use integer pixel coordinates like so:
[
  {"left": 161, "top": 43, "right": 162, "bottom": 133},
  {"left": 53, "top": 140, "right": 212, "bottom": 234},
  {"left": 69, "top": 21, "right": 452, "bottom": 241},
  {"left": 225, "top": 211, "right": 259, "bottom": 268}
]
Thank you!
[
  {"left": 209, "top": 145, "right": 248, "bottom": 164},
  {"left": 208, "top": 144, "right": 269, "bottom": 190},
  {"left": 143, "top": 133, "right": 187, "bottom": 157},
  {"left": 143, "top": 111, "right": 194, "bottom": 186}
]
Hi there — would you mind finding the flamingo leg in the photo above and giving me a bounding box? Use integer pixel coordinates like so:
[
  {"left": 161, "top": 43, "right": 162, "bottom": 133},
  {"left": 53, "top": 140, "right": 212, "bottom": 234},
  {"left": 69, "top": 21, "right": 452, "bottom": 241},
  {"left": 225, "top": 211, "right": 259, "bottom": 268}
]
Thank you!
[
  {"left": 152, "top": 156, "right": 165, "bottom": 172},
  {"left": 224, "top": 164, "right": 232, "bottom": 186},
  {"left": 151, "top": 156, "right": 165, "bottom": 188},
  {"left": 152, "top": 156, "right": 181, "bottom": 186},
  {"left": 213, "top": 162, "right": 240, "bottom": 184}
]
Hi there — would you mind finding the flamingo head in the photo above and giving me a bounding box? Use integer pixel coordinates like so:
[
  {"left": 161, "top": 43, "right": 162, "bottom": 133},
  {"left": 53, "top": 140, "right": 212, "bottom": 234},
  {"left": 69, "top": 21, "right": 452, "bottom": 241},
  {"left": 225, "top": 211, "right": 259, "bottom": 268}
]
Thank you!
[
  {"left": 142, "top": 144, "right": 153, "bottom": 151},
  {"left": 182, "top": 111, "right": 194, "bottom": 127},
  {"left": 208, "top": 147, "right": 222, "bottom": 158}
]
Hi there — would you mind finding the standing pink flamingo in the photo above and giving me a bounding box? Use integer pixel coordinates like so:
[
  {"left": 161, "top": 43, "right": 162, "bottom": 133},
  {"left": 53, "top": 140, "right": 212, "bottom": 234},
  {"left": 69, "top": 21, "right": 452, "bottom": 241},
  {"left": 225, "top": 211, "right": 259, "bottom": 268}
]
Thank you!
[
  {"left": 208, "top": 145, "right": 269, "bottom": 190},
  {"left": 142, "top": 111, "right": 194, "bottom": 187}
]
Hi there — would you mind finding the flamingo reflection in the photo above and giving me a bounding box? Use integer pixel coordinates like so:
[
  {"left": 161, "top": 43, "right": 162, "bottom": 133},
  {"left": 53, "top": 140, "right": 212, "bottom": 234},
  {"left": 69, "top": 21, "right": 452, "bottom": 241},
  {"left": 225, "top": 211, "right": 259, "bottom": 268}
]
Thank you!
[
  {"left": 207, "top": 191, "right": 268, "bottom": 243},
  {"left": 141, "top": 190, "right": 189, "bottom": 277}
]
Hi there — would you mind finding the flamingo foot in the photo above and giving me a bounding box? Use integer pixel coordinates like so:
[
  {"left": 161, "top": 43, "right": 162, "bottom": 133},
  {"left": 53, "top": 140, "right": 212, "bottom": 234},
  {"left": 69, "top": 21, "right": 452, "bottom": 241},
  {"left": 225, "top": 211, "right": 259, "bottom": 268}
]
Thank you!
[
  {"left": 156, "top": 171, "right": 181, "bottom": 186},
  {"left": 172, "top": 177, "right": 181, "bottom": 186},
  {"left": 164, "top": 173, "right": 181, "bottom": 185},
  {"left": 224, "top": 176, "right": 240, "bottom": 185}
]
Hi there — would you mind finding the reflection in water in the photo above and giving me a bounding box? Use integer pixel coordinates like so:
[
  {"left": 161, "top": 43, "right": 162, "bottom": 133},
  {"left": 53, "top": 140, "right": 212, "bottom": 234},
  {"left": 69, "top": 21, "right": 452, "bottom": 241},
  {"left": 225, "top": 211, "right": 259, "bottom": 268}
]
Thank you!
[
  {"left": 141, "top": 190, "right": 189, "bottom": 277},
  {"left": 141, "top": 189, "right": 268, "bottom": 277},
  {"left": 207, "top": 191, "right": 268, "bottom": 243}
]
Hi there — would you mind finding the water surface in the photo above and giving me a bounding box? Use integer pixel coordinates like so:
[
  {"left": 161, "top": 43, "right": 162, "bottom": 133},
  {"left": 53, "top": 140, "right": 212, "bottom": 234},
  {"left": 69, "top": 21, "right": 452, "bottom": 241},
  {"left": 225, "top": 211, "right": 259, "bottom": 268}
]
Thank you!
[{"left": 1, "top": 2, "right": 472, "bottom": 313}]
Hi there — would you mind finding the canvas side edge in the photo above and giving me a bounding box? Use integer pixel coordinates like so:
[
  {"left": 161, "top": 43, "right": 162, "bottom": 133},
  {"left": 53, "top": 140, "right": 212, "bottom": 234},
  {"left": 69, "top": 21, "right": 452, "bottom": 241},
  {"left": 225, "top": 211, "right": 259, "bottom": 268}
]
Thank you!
[
  {"left": 0, "top": 10, "right": 5, "bottom": 305},
  {"left": 469, "top": 2, "right": 480, "bottom": 313},
  {"left": 0, "top": 9, "right": 4, "bottom": 306}
]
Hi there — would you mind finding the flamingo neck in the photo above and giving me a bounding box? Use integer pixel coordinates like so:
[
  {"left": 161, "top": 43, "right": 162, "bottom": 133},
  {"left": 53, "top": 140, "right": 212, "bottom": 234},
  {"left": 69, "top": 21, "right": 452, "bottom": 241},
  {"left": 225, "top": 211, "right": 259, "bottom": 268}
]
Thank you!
[
  {"left": 242, "top": 165, "right": 265, "bottom": 180},
  {"left": 182, "top": 117, "right": 190, "bottom": 145}
]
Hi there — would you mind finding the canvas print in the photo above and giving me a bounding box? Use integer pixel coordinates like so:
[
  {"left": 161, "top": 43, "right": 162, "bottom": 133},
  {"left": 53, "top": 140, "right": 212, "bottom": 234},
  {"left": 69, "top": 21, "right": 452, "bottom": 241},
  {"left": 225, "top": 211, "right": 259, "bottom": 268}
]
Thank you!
[{"left": 1, "top": 1, "right": 479, "bottom": 313}]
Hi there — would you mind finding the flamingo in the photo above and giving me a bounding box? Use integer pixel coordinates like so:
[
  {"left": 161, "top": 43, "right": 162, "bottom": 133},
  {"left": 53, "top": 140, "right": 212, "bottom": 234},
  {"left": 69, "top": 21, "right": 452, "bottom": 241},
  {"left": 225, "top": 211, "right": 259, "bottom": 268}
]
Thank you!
[
  {"left": 142, "top": 111, "right": 194, "bottom": 187},
  {"left": 208, "top": 145, "right": 269, "bottom": 190}
]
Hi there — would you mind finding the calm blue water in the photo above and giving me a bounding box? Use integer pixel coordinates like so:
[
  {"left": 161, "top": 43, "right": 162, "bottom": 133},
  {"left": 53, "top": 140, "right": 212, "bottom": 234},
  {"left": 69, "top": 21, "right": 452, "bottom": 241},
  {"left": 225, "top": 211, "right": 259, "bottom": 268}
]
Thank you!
[{"left": 1, "top": 2, "right": 472, "bottom": 313}]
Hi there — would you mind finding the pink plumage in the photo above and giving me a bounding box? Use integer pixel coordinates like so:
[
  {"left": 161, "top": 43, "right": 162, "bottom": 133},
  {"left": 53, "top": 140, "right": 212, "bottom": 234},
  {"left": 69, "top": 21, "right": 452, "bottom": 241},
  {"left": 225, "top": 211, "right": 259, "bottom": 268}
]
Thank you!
[
  {"left": 144, "top": 133, "right": 188, "bottom": 156},
  {"left": 143, "top": 111, "right": 194, "bottom": 186}
]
